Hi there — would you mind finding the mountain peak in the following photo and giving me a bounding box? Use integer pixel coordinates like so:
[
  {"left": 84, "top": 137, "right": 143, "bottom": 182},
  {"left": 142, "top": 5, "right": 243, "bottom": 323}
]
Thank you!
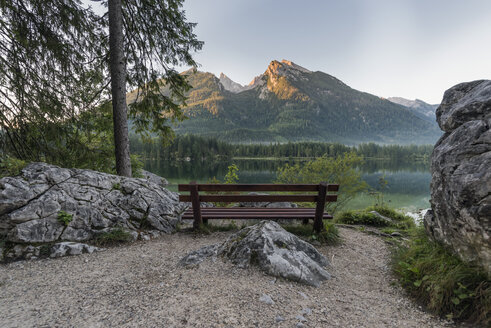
[
  {"left": 219, "top": 72, "right": 253, "bottom": 93},
  {"left": 265, "top": 59, "right": 312, "bottom": 80}
]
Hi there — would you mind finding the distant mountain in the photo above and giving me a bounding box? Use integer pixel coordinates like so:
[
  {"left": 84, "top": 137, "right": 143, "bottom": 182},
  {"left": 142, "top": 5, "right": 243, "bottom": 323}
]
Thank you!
[
  {"left": 153, "top": 60, "right": 442, "bottom": 144},
  {"left": 387, "top": 97, "right": 438, "bottom": 124}
]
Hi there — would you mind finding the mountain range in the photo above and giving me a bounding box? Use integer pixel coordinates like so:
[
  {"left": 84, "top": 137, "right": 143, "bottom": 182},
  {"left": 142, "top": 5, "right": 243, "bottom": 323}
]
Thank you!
[
  {"left": 387, "top": 97, "right": 438, "bottom": 124},
  {"left": 152, "top": 60, "right": 442, "bottom": 144}
]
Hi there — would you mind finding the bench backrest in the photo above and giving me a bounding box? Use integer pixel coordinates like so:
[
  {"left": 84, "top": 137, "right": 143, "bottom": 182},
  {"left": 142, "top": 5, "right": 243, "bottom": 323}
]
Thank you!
[{"left": 178, "top": 183, "right": 339, "bottom": 203}]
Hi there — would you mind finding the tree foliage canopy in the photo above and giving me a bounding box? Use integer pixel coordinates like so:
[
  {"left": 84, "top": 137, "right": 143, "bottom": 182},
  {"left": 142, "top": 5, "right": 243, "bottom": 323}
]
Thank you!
[{"left": 0, "top": 0, "right": 202, "bottom": 170}]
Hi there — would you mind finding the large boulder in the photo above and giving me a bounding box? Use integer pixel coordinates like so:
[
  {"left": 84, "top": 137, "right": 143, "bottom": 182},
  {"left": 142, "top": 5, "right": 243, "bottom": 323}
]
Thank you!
[
  {"left": 424, "top": 80, "right": 491, "bottom": 273},
  {"left": 0, "top": 163, "right": 186, "bottom": 245},
  {"left": 180, "top": 221, "right": 331, "bottom": 286}
]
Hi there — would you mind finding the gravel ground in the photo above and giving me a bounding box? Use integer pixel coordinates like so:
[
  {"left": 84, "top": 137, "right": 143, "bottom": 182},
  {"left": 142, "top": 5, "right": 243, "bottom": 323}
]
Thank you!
[{"left": 0, "top": 227, "right": 454, "bottom": 328}]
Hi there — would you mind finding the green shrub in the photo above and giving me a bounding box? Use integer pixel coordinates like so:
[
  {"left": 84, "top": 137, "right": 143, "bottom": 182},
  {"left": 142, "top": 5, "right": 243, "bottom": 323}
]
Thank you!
[
  {"left": 276, "top": 153, "right": 368, "bottom": 214},
  {"left": 393, "top": 227, "right": 490, "bottom": 325},
  {"left": 57, "top": 211, "right": 73, "bottom": 226},
  {"left": 283, "top": 222, "right": 340, "bottom": 245},
  {"left": 0, "top": 155, "right": 27, "bottom": 178},
  {"left": 130, "top": 154, "right": 144, "bottom": 178},
  {"left": 336, "top": 206, "right": 415, "bottom": 230},
  {"left": 336, "top": 210, "right": 387, "bottom": 226},
  {"left": 93, "top": 228, "right": 133, "bottom": 246}
]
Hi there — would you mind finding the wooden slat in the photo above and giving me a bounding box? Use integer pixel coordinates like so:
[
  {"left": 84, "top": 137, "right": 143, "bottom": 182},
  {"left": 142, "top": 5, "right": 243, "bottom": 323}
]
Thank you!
[
  {"left": 179, "top": 194, "right": 337, "bottom": 203},
  {"left": 183, "top": 209, "right": 317, "bottom": 213},
  {"left": 178, "top": 183, "right": 339, "bottom": 192},
  {"left": 182, "top": 214, "right": 333, "bottom": 219}
]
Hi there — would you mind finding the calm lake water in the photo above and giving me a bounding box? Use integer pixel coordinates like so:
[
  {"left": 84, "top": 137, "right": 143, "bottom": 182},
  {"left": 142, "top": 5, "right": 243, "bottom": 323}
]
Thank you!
[{"left": 144, "top": 158, "right": 431, "bottom": 212}]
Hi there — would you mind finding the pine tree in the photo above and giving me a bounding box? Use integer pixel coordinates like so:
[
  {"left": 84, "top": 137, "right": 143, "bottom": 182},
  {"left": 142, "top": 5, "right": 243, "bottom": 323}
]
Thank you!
[{"left": 0, "top": 0, "right": 203, "bottom": 176}]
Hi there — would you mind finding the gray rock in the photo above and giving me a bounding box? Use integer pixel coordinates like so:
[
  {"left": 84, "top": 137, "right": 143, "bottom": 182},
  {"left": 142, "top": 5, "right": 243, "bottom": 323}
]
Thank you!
[
  {"left": 50, "top": 242, "right": 102, "bottom": 258},
  {"left": 141, "top": 170, "right": 169, "bottom": 187},
  {"left": 296, "top": 323, "right": 305, "bottom": 328},
  {"left": 436, "top": 80, "right": 491, "bottom": 132},
  {"left": 0, "top": 163, "right": 186, "bottom": 247},
  {"left": 425, "top": 80, "right": 491, "bottom": 273},
  {"left": 275, "top": 315, "right": 285, "bottom": 322},
  {"left": 259, "top": 293, "right": 274, "bottom": 305},
  {"left": 390, "top": 232, "right": 403, "bottom": 237},
  {"left": 180, "top": 221, "right": 331, "bottom": 286},
  {"left": 369, "top": 211, "right": 395, "bottom": 225}
]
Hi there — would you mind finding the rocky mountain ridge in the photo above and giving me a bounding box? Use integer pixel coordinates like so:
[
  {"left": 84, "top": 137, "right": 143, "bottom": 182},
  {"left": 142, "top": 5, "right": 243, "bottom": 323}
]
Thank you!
[{"left": 148, "top": 59, "right": 443, "bottom": 144}]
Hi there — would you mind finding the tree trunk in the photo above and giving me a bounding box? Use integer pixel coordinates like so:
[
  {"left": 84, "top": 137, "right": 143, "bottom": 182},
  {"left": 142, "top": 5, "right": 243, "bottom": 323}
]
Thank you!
[{"left": 108, "top": 0, "right": 132, "bottom": 177}]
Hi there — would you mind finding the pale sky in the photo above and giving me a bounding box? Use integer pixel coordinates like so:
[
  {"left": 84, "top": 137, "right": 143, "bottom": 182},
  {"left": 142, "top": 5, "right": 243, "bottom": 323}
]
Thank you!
[{"left": 181, "top": 0, "right": 491, "bottom": 104}]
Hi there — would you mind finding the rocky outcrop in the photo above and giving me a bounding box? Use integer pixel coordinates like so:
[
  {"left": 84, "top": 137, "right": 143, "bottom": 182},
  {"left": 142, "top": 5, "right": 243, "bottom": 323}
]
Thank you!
[
  {"left": 0, "top": 163, "right": 186, "bottom": 248},
  {"left": 4, "top": 242, "right": 103, "bottom": 261},
  {"left": 141, "top": 170, "right": 168, "bottom": 187},
  {"left": 424, "top": 80, "right": 491, "bottom": 272},
  {"left": 180, "top": 221, "right": 331, "bottom": 287}
]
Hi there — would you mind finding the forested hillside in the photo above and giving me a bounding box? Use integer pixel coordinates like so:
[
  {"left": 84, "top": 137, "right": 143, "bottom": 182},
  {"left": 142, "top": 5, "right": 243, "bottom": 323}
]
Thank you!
[
  {"left": 130, "top": 134, "right": 432, "bottom": 162},
  {"left": 148, "top": 60, "right": 442, "bottom": 144}
]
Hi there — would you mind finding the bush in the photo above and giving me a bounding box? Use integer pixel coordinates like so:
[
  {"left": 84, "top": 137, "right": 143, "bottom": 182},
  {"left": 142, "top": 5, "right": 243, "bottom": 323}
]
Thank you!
[
  {"left": 276, "top": 153, "right": 367, "bottom": 214},
  {"left": 283, "top": 222, "right": 340, "bottom": 245},
  {"left": 393, "top": 227, "right": 490, "bottom": 325},
  {"left": 93, "top": 228, "right": 133, "bottom": 246},
  {"left": 0, "top": 155, "right": 27, "bottom": 178}
]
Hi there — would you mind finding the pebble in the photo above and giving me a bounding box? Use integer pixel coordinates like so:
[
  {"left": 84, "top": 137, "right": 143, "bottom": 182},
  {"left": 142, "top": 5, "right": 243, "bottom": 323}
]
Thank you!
[
  {"left": 301, "top": 308, "right": 312, "bottom": 315},
  {"left": 298, "top": 291, "right": 309, "bottom": 299},
  {"left": 259, "top": 294, "right": 274, "bottom": 305},
  {"left": 275, "top": 315, "right": 285, "bottom": 322},
  {"left": 295, "top": 315, "right": 307, "bottom": 322}
]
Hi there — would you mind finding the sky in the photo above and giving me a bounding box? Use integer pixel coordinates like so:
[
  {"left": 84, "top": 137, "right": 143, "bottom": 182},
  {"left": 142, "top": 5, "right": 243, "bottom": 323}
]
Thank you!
[{"left": 179, "top": 0, "right": 491, "bottom": 104}]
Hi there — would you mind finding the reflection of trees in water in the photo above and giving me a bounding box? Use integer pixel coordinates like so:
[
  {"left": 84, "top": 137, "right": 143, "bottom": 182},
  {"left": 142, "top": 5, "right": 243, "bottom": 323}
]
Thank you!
[
  {"left": 144, "top": 159, "right": 430, "bottom": 195},
  {"left": 360, "top": 159, "right": 428, "bottom": 173},
  {"left": 362, "top": 172, "right": 430, "bottom": 194}
]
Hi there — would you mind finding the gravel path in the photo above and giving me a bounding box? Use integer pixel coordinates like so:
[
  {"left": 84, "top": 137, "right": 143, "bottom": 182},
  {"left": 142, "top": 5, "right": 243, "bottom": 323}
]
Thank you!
[{"left": 0, "top": 228, "right": 454, "bottom": 328}]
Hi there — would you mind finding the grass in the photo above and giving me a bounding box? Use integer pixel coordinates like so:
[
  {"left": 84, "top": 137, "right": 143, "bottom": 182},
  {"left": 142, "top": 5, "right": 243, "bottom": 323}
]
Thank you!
[
  {"left": 282, "top": 221, "right": 340, "bottom": 246},
  {"left": 57, "top": 211, "right": 73, "bottom": 226},
  {"left": 392, "top": 226, "right": 490, "bottom": 325},
  {"left": 0, "top": 155, "right": 27, "bottom": 178},
  {"left": 335, "top": 205, "right": 415, "bottom": 230},
  {"left": 93, "top": 228, "right": 134, "bottom": 246}
]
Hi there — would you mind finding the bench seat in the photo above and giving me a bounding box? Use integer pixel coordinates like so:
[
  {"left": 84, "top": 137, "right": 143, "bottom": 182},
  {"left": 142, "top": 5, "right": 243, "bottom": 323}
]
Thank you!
[
  {"left": 178, "top": 182, "right": 339, "bottom": 232},
  {"left": 181, "top": 207, "right": 334, "bottom": 220}
]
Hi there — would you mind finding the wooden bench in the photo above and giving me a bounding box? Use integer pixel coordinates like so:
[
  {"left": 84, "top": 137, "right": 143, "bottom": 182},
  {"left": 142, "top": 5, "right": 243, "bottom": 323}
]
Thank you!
[{"left": 178, "top": 182, "right": 339, "bottom": 233}]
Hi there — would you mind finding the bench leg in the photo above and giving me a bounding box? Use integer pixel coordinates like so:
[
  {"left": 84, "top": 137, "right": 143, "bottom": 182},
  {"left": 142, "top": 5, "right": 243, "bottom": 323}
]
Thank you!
[
  {"left": 190, "top": 181, "right": 203, "bottom": 229},
  {"left": 314, "top": 182, "right": 328, "bottom": 233}
]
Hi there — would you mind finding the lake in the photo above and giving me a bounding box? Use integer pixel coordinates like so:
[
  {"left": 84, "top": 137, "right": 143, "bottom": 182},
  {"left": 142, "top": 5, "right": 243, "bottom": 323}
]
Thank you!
[{"left": 143, "top": 158, "right": 431, "bottom": 212}]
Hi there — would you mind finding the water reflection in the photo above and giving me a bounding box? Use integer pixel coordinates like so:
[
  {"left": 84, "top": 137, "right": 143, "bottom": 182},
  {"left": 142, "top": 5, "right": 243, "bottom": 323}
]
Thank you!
[{"left": 144, "top": 158, "right": 431, "bottom": 210}]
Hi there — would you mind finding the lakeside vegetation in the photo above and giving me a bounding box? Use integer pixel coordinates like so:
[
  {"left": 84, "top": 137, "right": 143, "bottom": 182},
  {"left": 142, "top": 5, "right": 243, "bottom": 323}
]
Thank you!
[
  {"left": 337, "top": 206, "right": 490, "bottom": 326},
  {"left": 129, "top": 134, "right": 433, "bottom": 162}
]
